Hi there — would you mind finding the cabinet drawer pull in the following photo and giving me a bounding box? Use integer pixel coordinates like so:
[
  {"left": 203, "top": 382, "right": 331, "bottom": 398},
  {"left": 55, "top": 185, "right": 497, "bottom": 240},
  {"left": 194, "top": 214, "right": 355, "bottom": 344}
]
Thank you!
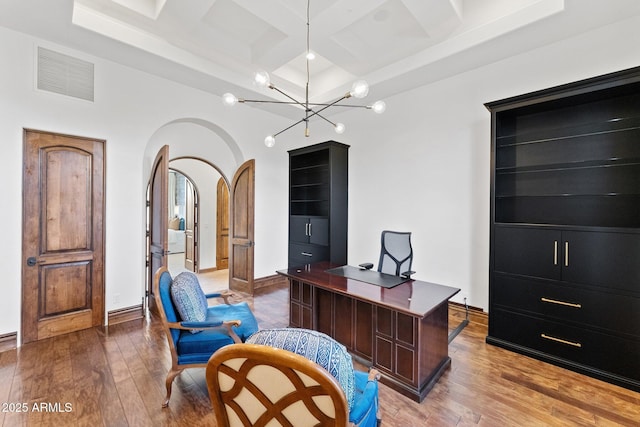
[
  {"left": 553, "top": 240, "right": 558, "bottom": 265},
  {"left": 301, "top": 252, "right": 313, "bottom": 257},
  {"left": 541, "top": 297, "right": 582, "bottom": 309},
  {"left": 541, "top": 333, "right": 582, "bottom": 348},
  {"left": 564, "top": 241, "right": 569, "bottom": 267}
]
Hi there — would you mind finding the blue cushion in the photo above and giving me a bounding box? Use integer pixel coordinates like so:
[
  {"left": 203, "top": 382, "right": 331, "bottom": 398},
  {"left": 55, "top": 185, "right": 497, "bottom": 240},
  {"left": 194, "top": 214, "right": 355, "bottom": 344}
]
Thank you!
[
  {"left": 176, "top": 329, "right": 235, "bottom": 365},
  {"left": 207, "top": 302, "right": 259, "bottom": 341},
  {"left": 170, "top": 272, "right": 208, "bottom": 332},
  {"left": 247, "top": 328, "right": 356, "bottom": 410}
]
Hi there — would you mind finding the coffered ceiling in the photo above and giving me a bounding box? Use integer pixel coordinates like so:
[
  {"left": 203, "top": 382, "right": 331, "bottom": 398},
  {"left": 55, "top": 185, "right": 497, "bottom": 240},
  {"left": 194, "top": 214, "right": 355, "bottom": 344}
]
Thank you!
[{"left": 1, "top": 0, "right": 640, "bottom": 117}]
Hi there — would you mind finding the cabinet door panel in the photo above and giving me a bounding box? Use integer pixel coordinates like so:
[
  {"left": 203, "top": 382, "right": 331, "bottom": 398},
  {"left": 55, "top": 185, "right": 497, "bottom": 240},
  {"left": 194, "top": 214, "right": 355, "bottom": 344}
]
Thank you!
[
  {"left": 290, "top": 216, "right": 310, "bottom": 243},
  {"left": 562, "top": 231, "right": 640, "bottom": 292},
  {"left": 309, "top": 217, "right": 329, "bottom": 246},
  {"left": 494, "top": 226, "right": 561, "bottom": 280}
]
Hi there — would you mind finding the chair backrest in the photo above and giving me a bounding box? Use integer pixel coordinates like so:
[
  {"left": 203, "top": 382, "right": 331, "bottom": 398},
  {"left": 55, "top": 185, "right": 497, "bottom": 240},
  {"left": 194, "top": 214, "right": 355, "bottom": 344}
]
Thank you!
[
  {"left": 378, "top": 230, "right": 413, "bottom": 276},
  {"left": 207, "top": 343, "right": 349, "bottom": 427},
  {"left": 154, "top": 267, "right": 180, "bottom": 348}
]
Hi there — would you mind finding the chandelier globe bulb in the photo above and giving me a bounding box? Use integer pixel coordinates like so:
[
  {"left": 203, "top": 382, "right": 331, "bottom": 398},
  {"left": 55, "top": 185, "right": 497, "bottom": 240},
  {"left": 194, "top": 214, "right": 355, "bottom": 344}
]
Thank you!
[
  {"left": 264, "top": 135, "right": 276, "bottom": 148},
  {"left": 350, "top": 80, "right": 369, "bottom": 98},
  {"left": 371, "top": 100, "right": 386, "bottom": 114},
  {"left": 334, "top": 123, "right": 345, "bottom": 134},
  {"left": 222, "top": 93, "right": 238, "bottom": 107},
  {"left": 254, "top": 70, "right": 271, "bottom": 88}
]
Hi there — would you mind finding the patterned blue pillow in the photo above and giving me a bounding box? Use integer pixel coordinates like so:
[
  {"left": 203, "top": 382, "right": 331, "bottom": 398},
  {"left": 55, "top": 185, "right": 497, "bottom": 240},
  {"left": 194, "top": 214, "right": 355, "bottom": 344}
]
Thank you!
[
  {"left": 170, "top": 272, "right": 208, "bottom": 333},
  {"left": 247, "top": 328, "right": 356, "bottom": 410}
]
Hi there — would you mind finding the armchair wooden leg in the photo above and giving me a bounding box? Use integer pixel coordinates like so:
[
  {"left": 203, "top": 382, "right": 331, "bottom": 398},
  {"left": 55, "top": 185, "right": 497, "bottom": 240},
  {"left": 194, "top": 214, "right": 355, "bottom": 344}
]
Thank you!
[{"left": 163, "top": 369, "right": 182, "bottom": 408}]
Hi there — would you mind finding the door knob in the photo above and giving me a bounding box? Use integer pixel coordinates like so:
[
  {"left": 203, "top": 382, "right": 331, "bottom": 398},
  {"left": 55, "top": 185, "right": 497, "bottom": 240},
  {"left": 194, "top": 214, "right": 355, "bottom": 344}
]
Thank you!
[{"left": 27, "top": 257, "right": 38, "bottom": 266}]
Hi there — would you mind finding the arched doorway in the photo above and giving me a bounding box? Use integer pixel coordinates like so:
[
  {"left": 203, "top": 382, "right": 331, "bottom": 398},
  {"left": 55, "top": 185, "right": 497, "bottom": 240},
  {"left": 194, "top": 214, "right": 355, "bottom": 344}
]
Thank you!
[
  {"left": 143, "top": 119, "right": 253, "bottom": 314},
  {"left": 167, "top": 160, "right": 231, "bottom": 281}
]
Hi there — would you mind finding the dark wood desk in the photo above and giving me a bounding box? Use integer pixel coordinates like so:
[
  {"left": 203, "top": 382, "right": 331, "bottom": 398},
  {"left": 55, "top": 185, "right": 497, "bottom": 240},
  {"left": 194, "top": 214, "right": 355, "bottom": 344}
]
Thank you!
[{"left": 277, "top": 261, "right": 460, "bottom": 402}]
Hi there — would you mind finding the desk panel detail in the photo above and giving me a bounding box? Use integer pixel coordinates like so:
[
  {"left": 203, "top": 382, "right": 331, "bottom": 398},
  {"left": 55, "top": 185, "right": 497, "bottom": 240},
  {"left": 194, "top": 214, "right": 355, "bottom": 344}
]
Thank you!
[{"left": 279, "top": 262, "right": 460, "bottom": 402}]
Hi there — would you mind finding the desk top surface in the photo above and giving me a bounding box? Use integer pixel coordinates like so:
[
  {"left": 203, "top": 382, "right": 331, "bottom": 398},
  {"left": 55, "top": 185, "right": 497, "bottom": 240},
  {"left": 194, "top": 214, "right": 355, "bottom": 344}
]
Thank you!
[{"left": 277, "top": 261, "right": 460, "bottom": 317}]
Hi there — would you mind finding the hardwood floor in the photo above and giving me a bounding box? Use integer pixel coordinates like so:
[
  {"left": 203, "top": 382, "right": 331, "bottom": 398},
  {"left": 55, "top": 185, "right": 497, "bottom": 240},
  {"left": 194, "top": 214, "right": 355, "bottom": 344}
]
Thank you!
[{"left": 1, "top": 283, "right": 638, "bottom": 426}]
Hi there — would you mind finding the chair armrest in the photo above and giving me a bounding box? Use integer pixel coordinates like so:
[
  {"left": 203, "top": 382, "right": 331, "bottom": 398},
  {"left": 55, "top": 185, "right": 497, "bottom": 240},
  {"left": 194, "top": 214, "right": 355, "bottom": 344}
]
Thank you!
[
  {"left": 205, "top": 290, "right": 233, "bottom": 305},
  {"left": 167, "top": 319, "right": 241, "bottom": 329},
  {"left": 167, "top": 319, "right": 243, "bottom": 343},
  {"left": 368, "top": 368, "right": 380, "bottom": 381},
  {"left": 359, "top": 263, "right": 374, "bottom": 270},
  {"left": 401, "top": 270, "right": 415, "bottom": 279}
]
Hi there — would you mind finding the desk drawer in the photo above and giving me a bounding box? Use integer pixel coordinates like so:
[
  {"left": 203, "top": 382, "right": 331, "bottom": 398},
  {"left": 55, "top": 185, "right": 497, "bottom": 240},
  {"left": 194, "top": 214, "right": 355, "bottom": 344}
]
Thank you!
[
  {"left": 492, "top": 273, "right": 640, "bottom": 338},
  {"left": 490, "top": 309, "right": 640, "bottom": 382}
]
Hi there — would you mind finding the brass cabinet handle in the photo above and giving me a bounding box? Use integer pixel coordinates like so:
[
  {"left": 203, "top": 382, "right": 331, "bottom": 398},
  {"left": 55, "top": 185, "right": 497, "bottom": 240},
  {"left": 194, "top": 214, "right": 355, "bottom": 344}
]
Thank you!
[
  {"left": 301, "top": 252, "right": 313, "bottom": 257},
  {"left": 541, "top": 297, "right": 582, "bottom": 309},
  {"left": 553, "top": 240, "right": 558, "bottom": 265},
  {"left": 564, "top": 241, "right": 569, "bottom": 267},
  {"left": 541, "top": 333, "right": 582, "bottom": 348}
]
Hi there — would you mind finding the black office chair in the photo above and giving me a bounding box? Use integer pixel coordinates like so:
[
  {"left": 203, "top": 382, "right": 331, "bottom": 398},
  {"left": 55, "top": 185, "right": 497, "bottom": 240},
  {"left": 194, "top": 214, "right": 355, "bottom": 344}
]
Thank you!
[{"left": 360, "top": 230, "right": 415, "bottom": 278}]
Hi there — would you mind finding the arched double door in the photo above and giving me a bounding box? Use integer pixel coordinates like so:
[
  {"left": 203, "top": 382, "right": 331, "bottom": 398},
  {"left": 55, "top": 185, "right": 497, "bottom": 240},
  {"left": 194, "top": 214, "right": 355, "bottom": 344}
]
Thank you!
[{"left": 147, "top": 145, "right": 254, "bottom": 313}]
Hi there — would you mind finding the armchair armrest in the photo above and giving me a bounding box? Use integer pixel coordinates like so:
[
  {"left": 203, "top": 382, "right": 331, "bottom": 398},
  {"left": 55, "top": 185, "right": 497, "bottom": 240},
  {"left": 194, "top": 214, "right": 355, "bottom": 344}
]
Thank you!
[
  {"left": 167, "top": 319, "right": 243, "bottom": 343},
  {"left": 359, "top": 263, "right": 374, "bottom": 270},
  {"left": 205, "top": 290, "right": 233, "bottom": 304}
]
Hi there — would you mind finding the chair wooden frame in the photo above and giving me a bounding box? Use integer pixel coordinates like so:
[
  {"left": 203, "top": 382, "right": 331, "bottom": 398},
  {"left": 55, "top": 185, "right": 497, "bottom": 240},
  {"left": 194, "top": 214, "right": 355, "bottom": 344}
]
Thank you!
[
  {"left": 207, "top": 343, "right": 350, "bottom": 427},
  {"left": 153, "top": 267, "right": 243, "bottom": 407}
]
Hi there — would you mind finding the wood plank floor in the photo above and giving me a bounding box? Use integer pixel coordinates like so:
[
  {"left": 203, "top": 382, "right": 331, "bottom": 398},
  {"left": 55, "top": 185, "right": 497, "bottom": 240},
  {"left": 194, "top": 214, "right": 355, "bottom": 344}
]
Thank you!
[{"left": 1, "top": 283, "right": 638, "bottom": 426}]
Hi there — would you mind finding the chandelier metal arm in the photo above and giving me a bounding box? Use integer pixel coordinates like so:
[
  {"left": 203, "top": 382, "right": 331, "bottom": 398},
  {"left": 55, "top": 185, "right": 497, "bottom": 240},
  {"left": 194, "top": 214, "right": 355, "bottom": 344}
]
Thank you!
[
  {"left": 240, "top": 99, "right": 371, "bottom": 109},
  {"left": 269, "top": 93, "right": 350, "bottom": 137},
  {"left": 269, "top": 84, "right": 309, "bottom": 110}
]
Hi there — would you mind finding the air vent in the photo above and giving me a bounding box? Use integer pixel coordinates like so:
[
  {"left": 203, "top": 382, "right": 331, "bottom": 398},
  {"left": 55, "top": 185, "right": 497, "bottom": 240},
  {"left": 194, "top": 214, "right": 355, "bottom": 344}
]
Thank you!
[{"left": 37, "top": 47, "right": 94, "bottom": 102}]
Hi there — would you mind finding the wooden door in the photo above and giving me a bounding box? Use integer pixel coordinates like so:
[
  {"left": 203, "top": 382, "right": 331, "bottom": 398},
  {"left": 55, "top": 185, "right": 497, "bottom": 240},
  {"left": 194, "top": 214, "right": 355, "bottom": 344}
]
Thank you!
[
  {"left": 184, "top": 179, "right": 197, "bottom": 272},
  {"left": 148, "top": 145, "right": 169, "bottom": 314},
  {"left": 22, "top": 129, "right": 105, "bottom": 344},
  {"left": 229, "top": 160, "right": 255, "bottom": 293},
  {"left": 216, "top": 177, "right": 229, "bottom": 270}
]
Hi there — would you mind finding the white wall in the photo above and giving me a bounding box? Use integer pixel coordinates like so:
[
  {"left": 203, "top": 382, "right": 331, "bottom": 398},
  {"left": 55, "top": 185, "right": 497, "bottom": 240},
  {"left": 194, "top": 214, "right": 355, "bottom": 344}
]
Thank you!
[
  {"left": 1, "top": 14, "right": 639, "bottom": 339},
  {"left": 0, "top": 26, "right": 291, "bottom": 338},
  {"left": 342, "top": 14, "right": 640, "bottom": 308}
]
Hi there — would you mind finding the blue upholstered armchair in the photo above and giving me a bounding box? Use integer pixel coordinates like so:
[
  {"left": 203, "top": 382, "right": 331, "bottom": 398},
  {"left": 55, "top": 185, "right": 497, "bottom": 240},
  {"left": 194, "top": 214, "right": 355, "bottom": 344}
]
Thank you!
[
  {"left": 153, "top": 267, "right": 259, "bottom": 407},
  {"left": 246, "top": 328, "right": 380, "bottom": 427}
]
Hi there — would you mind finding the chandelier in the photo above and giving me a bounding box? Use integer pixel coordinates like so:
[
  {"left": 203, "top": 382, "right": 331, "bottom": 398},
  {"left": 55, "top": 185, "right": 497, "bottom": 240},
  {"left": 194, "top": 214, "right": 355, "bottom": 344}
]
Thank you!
[{"left": 222, "top": 0, "right": 386, "bottom": 147}]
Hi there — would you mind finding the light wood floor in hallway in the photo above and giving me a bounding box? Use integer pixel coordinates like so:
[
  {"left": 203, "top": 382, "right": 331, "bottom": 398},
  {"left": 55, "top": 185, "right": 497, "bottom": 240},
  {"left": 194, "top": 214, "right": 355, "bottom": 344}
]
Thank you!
[{"left": 0, "top": 283, "right": 638, "bottom": 426}]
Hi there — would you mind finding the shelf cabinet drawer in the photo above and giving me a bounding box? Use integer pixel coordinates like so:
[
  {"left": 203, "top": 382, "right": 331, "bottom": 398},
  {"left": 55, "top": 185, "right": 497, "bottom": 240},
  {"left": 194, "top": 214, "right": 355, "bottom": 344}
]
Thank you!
[
  {"left": 288, "top": 243, "right": 329, "bottom": 267},
  {"left": 489, "top": 309, "right": 640, "bottom": 382},
  {"left": 492, "top": 273, "right": 640, "bottom": 338}
]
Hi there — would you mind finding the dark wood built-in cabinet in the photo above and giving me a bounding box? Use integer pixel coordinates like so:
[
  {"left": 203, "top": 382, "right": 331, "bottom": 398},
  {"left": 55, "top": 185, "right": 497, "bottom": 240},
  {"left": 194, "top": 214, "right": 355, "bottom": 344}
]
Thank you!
[
  {"left": 288, "top": 141, "right": 348, "bottom": 267},
  {"left": 486, "top": 66, "right": 640, "bottom": 392}
]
